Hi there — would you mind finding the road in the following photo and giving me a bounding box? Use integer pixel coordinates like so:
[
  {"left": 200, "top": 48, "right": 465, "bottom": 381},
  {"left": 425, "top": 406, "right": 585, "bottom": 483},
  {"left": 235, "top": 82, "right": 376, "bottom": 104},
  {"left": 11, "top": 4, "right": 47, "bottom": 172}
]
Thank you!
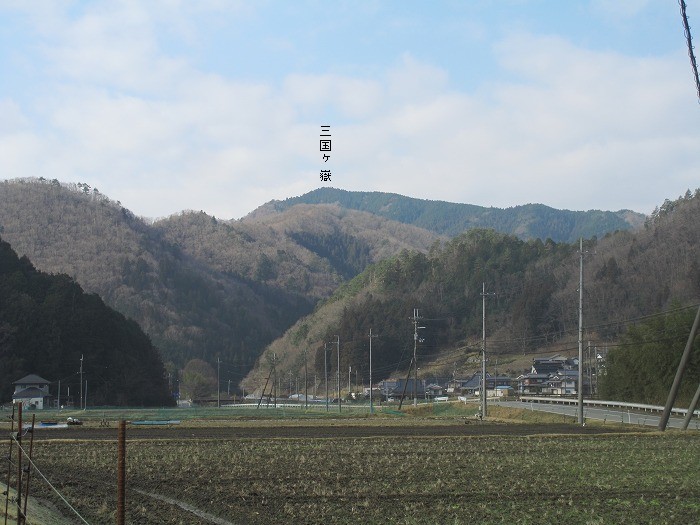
[{"left": 492, "top": 400, "right": 698, "bottom": 430}]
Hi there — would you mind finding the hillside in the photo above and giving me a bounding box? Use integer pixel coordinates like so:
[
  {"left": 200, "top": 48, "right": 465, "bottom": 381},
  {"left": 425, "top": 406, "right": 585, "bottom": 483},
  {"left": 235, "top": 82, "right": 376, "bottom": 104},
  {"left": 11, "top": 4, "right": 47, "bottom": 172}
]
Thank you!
[
  {"left": 242, "top": 190, "right": 700, "bottom": 401},
  {"left": 155, "top": 203, "right": 440, "bottom": 299},
  {"left": 249, "top": 187, "right": 646, "bottom": 242},
  {"left": 0, "top": 236, "right": 172, "bottom": 405},
  {"left": 0, "top": 179, "right": 439, "bottom": 377}
]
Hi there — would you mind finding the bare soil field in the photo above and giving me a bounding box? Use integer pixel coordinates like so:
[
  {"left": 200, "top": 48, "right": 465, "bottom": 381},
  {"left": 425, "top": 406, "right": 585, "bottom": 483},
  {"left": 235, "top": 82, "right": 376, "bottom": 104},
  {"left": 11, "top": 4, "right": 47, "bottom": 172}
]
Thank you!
[
  {"left": 6, "top": 407, "right": 699, "bottom": 524},
  {"left": 30, "top": 420, "right": 626, "bottom": 441}
]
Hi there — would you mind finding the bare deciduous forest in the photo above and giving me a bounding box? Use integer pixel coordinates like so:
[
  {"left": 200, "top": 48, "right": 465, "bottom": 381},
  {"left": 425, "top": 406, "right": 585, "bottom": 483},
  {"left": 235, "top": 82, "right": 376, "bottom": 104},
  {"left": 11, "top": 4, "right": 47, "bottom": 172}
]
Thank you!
[{"left": 1, "top": 178, "right": 698, "bottom": 405}]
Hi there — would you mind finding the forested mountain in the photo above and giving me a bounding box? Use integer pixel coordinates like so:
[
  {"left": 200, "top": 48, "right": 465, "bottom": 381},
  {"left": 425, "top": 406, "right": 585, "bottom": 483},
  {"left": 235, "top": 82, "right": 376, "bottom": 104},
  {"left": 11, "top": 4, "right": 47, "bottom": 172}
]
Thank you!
[
  {"left": 600, "top": 305, "right": 699, "bottom": 405},
  {"left": 0, "top": 236, "right": 172, "bottom": 405},
  {"left": 4, "top": 177, "right": 695, "bottom": 404},
  {"left": 250, "top": 187, "right": 645, "bottom": 242},
  {"left": 0, "top": 179, "right": 439, "bottom": 376},
  {"left": 155, "top": 203, "right": 440, "bottom": 299},
  {"left": 243, "top": 190, "right": 700, "bottom": 405}
]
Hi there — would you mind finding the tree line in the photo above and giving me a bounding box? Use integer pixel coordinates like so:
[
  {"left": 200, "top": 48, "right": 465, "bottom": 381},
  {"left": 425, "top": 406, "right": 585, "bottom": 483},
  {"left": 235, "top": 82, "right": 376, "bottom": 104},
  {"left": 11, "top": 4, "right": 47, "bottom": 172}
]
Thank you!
[{"left": 0, "top": 236, "right": 173, "bottom": 406}]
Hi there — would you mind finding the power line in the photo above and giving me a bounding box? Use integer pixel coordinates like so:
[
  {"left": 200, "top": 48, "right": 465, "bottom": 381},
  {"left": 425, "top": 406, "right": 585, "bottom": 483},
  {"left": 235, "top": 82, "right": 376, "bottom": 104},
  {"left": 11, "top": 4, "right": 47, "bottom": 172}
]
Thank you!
[
  {"left": 680, "top": 0, "right": 700, "bottom": 103},
  {"left": 10, "top": 438, "right": 90, "bottom": 525}
]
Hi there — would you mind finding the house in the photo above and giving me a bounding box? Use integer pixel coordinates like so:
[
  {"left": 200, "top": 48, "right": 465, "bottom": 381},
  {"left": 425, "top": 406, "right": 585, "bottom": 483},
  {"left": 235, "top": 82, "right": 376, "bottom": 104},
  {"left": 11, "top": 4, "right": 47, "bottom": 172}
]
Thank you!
[
  {"left": 516, "top": 373, "right": 551, "bottom": 395},
  {"left": 378, "top": 378, "right": 427, "bottom": 400},
  {"left": 491, "top": 385, "right": 515, "bottom": 398},
  {"left": 518, "top": 355, "right": 586, "bottom": 395},
  {"left": 547, "top": 370, "right": 578, "bottom": 395},
  {"left": 425, "top": 384, "right": 445, "bottom": 398},
  {"left": 455, "top": 372, "right": 514, "bottom": 396},
  {"left": 12, "top": 374, "right": 52, "bottom": 409},
  {"left": 531, "top": 355, "right": 576, "bottom": 375}
]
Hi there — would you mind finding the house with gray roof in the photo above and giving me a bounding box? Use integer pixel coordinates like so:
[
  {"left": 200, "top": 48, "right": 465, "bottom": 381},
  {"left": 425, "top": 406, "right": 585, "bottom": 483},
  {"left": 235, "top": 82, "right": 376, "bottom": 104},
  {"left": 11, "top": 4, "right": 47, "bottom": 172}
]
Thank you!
[{"left": 12, "top": 374, "right": 52, "bottom": 409}]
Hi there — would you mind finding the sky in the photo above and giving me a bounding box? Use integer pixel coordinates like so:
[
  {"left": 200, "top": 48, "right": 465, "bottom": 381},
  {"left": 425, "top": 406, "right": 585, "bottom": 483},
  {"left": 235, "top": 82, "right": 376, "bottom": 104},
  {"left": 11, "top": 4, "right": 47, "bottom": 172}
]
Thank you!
[{"left": 1, "top": 0, "right": 699, "bottom": 220}]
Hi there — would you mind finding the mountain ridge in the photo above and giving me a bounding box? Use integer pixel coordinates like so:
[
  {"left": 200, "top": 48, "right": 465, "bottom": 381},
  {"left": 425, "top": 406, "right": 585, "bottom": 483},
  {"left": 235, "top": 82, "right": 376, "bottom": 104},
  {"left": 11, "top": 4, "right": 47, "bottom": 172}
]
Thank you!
[
  {"left": 242, "top": 190, "right": 700, "bottom": 399},
  {"left": 248, "top": 187, "right": 646, "bottom": 242}
]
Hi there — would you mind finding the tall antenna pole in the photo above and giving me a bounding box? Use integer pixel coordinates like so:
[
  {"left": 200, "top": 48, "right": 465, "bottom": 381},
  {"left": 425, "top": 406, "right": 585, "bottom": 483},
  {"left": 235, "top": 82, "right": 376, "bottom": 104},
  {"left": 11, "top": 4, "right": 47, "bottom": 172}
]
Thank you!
[{"left": 578, "top": 238, "right": 585, "bottom": 425}]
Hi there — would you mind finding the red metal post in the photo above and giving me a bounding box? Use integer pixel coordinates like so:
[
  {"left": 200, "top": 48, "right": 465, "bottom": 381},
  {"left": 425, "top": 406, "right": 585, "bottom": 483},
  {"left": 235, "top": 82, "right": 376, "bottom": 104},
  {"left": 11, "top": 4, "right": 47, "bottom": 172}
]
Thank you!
[
  {"left": 117, "top": 420, "right": 126, "bottom": 525},
  {"left": 15, "top": 404, "right": 22, "bottom": 525},
  {"left": 3, "top": 404, "right": 15, "bottom": 525},
  {"left": 21, "top": 415, "right": 36, "bottom": 522}
]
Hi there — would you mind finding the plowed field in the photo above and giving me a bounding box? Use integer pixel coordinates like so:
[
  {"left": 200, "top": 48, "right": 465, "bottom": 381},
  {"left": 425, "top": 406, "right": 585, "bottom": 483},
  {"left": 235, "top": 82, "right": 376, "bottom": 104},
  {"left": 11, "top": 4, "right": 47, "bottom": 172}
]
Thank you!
[{"left": 15, "top": 419, "right": 700, "bottom": 525}]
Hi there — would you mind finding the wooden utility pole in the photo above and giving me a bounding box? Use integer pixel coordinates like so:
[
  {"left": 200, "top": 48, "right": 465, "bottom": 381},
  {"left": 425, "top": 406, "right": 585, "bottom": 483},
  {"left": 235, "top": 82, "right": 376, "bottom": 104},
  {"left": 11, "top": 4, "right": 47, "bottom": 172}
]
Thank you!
[
  {"left": 683, "top": 381, "right": 700, "bottom": 430},
  {"left": 398, "top": 357, "right": 414, "bottom": 410},
  {"left": 659, "top": 305, "right": 700, "bottom": 430}
]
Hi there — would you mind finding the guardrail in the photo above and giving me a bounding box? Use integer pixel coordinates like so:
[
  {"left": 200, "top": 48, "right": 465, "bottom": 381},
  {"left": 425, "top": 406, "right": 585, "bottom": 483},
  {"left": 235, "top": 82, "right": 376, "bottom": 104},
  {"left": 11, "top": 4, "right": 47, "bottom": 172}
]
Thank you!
[{"left": 518, "top": 396, "right": 699, "bottom": 418}]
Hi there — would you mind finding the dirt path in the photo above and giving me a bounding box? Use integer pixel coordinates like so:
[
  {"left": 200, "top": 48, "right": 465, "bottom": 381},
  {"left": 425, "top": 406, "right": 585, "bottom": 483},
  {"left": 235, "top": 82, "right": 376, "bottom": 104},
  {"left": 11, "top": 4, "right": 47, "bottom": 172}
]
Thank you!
[{"left": 31, "top": 422, "right": 626, "bottom": 441}]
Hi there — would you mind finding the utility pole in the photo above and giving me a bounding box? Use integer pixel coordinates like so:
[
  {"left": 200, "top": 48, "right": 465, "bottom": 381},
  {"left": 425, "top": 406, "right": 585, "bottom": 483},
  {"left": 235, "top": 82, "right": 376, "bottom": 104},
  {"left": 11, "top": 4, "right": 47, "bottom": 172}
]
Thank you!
[
  {"left": 324, "top": 343, "right": 329, "bottom": 412},
  {"left": 79, "top": 354, "right": 84, "bottom": 411},
  {"left": 412, "top": 309, "right": 425, "bottom": 407},
  {"left": 481, "top": 283, "right": 495, "bottom": 418},
  {"left": 683, "top": 381, "right": 700, "bottom": 430},
  {"left": 369, "top": 328, "right": 378, "bottom": 415},
  {"left": 304, "top": 349, "right": 309, "bottom": 410},
  {"left": 660, "top": 304, "right": 700, "bottom": 430},
  {"left": 578, "top": 238, "right": 584, "bottom": 425},
  {"left": 273, "top": 353, "right": 277, "bottom": 409},
  {"left": 334, "top": 335, "right": 341, "bottom": 412},
  {"left": 348, "top": 366, "right": 352, "bottom": 400},
  {"left": 217, "top": 357, "right": 221, "bottom": 408}
]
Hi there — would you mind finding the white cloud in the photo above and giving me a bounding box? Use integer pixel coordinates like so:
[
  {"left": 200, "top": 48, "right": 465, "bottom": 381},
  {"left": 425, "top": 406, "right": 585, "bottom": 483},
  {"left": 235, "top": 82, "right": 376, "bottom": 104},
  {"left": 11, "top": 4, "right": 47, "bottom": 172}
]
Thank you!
[{"left": 0, "top": 3, "right": 698, "bottom": 220}]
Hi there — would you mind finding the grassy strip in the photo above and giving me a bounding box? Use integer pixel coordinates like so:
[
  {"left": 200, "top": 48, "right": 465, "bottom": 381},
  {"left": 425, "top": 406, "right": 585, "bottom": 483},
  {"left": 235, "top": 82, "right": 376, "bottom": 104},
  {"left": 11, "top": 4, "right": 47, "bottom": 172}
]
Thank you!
[{"left": 1, "top": 482, "right": 75, "bottom": 525}]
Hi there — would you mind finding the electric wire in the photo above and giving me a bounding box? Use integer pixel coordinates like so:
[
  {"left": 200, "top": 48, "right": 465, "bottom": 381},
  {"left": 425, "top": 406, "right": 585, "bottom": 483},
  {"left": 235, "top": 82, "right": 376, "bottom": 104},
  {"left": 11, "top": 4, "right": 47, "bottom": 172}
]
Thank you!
[
  {"left": 680, "top": 0, "right": 700, "bottom": 103},
  {"left": 9, "top": 437, "right": 90, "bottom": 525}
]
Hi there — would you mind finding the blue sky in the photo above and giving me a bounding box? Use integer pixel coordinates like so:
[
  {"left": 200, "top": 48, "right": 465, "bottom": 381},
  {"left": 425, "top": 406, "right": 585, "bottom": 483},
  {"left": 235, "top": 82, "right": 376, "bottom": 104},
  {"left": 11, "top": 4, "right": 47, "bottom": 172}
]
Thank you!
[{"left": 1, "top": 1, "right": 699, "bottom": 219}]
